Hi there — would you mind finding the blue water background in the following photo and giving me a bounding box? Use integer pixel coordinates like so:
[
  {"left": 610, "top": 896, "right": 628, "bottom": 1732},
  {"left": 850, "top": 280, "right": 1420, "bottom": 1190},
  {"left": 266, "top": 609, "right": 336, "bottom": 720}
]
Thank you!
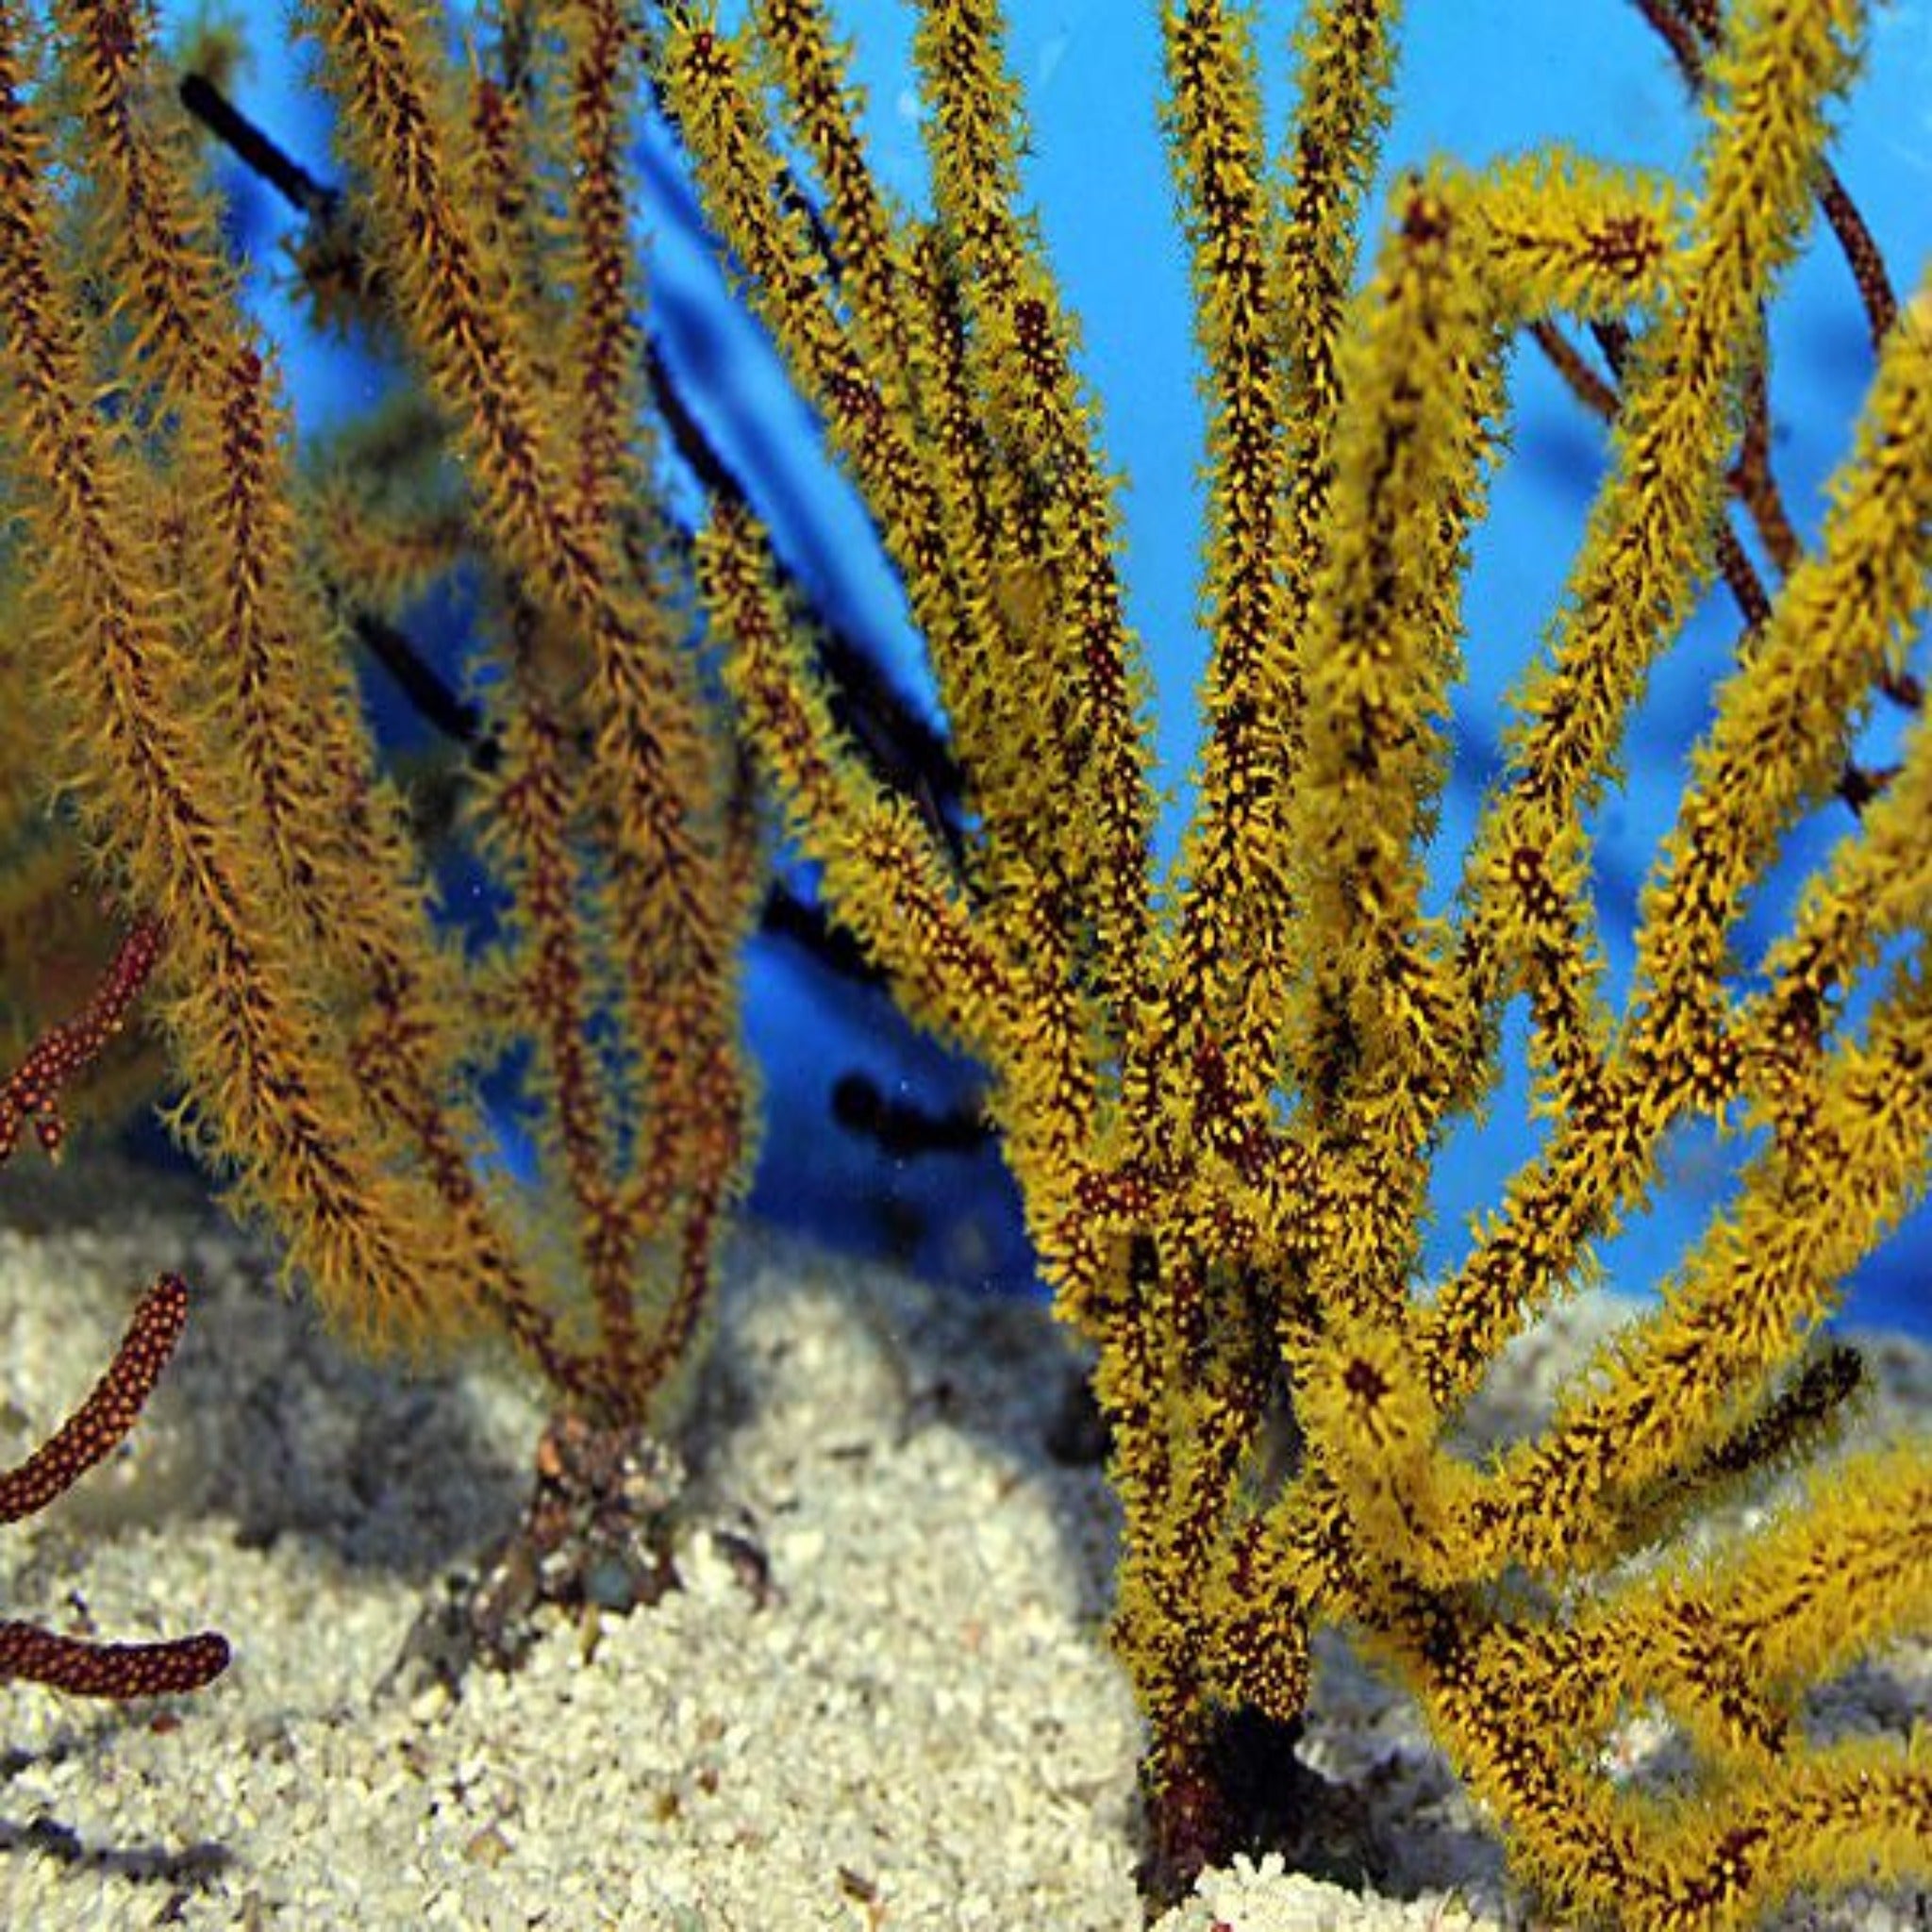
[{"left": 175, "top": 1, "right": 1928, "bottom": 1335}]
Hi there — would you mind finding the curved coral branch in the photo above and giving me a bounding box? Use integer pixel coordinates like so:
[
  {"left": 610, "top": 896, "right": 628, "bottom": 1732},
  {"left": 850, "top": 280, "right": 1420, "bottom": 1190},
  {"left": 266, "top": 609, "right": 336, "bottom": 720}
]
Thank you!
[{"left": 1, "top": 1274, "right": 229, "bottom": 1700}]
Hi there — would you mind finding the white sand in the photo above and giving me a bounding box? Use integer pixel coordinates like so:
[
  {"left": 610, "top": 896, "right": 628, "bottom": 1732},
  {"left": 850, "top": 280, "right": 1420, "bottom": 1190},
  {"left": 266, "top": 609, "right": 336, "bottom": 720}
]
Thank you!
[{"left": 1, "top": 1152, "right": 1926, "bottom": 1931}]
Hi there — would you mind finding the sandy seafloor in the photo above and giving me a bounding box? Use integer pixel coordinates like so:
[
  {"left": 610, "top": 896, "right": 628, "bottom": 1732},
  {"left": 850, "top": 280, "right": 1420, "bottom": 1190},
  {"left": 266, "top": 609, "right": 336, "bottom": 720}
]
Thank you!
[{"left": 0, "top": 1151, "right": 1926, "bottom": 1932}]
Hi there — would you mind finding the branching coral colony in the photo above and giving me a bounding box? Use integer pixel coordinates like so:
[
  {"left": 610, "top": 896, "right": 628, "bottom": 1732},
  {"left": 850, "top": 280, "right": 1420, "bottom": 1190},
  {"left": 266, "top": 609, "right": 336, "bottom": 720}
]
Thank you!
[
  {"left": 0, "top": 0, "right": 1926, "bottom": 1925},
  {"left": 0, "top": 0, "right": 763, "bottom": 1643},
  {"left": 669, "top": 0, "right": 1931, "bottom": 1924}
]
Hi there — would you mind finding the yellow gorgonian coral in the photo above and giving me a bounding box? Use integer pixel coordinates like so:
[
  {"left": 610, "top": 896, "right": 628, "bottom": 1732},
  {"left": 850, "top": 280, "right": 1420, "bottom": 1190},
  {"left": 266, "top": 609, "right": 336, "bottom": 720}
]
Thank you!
[{"left": 671, "top": 1, "right": 1929, "bottom": 1923}]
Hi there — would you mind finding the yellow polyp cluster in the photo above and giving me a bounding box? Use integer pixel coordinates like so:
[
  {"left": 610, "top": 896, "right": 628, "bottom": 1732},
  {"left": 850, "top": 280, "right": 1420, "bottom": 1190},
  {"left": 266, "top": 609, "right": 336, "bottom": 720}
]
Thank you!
[{"left": 674, "top": 0, "right": 1931, "bottom": 1923}]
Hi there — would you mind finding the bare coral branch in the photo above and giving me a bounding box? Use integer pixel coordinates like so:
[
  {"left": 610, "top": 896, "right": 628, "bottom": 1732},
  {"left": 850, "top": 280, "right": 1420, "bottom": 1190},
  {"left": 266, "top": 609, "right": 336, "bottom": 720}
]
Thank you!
[
  {"left": 1, "top": 927, "right": 227, "bottom": 1701},
  {"left": 0, "top": 1274, "right": 229, "bottom": 1699}
]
